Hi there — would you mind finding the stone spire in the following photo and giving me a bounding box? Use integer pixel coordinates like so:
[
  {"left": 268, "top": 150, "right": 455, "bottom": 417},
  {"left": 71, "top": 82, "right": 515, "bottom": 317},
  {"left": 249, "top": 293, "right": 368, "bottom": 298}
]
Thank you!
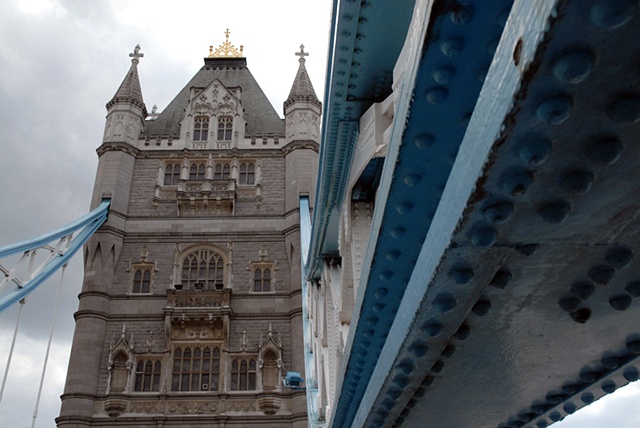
[
  {"left": 284, "top": 44, "right": 321, "bottom": 109},
  {"left": 106, "top": 44, "right": 147, "bottom": 116}
]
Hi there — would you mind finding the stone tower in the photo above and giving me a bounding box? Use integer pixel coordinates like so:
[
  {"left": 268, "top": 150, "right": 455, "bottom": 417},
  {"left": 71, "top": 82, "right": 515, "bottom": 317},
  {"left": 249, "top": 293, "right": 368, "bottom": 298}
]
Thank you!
[{"left": 57, "top": 34, "right": 320, "bottom": 427}]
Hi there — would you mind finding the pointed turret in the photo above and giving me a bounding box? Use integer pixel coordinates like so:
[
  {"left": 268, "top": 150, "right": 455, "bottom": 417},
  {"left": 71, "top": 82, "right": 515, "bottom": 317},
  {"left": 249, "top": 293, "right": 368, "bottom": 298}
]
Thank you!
[
  {"left": 103, "top": 45, "right": 147, "bottom": 145},
  {"left": 284, "top": 45, "right": 322, "bottom": 142}
]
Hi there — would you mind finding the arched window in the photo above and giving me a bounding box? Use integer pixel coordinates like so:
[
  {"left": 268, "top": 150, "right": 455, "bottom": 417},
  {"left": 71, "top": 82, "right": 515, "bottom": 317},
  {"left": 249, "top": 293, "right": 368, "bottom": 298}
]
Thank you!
[
  {"left": 217, "top": 116, "right": 233, "bottom": 141},
  {"left": 193, "top": 116, "right": 209, "bottom": 141},
  {"left": 171, "top": 345, "right": 220, "bottom": 391},
  {"left": 189, "top": 163, "right": 206, "bottom": 180},
  {"left": 181, "top": 248, "right": 225, "bottom": 290},
  {"left": 134, "top": 359, "right": 161, "bottom": 392},
  {"left": 253, "top": 267, "right": 271, "bottom": 292},
  {"left": 132, "top": 268, "right": 151, "bottom": 293},
  {"left": 239, "top": 163, "right": 255, "bottom": 185},
  {"left": 231, "top": 358, "right": 256, "bottom": 391},
  {"left": 214, "top": 163, "right": 230, "bottom": 179},
  {"left": 164, "top": 163, "right": 180, "bottom": 185}
]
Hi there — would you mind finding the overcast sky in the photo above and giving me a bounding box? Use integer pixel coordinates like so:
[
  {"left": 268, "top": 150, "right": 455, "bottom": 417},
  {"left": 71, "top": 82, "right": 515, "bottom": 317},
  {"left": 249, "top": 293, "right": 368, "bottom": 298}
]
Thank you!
[{"left": 0, "top": 0, "right": 637, "bottom": 427}]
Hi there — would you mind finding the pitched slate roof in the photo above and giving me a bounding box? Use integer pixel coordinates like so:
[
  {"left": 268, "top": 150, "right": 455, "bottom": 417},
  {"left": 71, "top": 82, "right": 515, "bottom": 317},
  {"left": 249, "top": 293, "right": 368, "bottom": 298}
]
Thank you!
[
  {"left": 144, "top": 57, "right": 284, "bottom": 137},
  {"left": 107, "top": 54, "right": 146, "bottom": 114},
  {"left": 284, "top": 50, "right": 321, "bottom": 109}
]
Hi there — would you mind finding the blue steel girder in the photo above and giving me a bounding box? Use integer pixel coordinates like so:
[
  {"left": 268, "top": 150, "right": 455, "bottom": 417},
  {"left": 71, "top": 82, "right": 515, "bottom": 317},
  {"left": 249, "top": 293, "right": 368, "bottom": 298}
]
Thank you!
[
  {"left": 352, "top": 0, "right": 640, "bottom": 427},
  {"left": 331, "top": 1, "right": 515, "bottom": 427},
  {"left": 307, "top": 0, "right": 415, "bottom": 280}
]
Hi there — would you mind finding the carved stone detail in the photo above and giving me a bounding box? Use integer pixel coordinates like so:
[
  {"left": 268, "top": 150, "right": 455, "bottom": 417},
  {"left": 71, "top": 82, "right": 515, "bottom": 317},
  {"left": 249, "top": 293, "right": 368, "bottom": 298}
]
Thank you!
[
  {"left": 258, "top": 394, "right": 282, "bottom": 415},
  {"left": 167, "top": 400, "right": 219, "bottom": 414},
  {"left": 104, "top": 397, "right": 128, "bottom": 417},
  {"left": 129, "top": 401, "right": 160, "bottom": 414}
]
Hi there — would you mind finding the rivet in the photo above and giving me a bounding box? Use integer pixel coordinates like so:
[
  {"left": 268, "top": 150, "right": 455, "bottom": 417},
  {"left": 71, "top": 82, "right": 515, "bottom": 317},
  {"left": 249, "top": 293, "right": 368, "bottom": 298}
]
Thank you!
[
  {"left": 579, "top": 370, "right": 600, "bottom": 383},
  {"left": 562, "top": 382, "right": 579, "bottom": 394},
  {"left": 414, "top": 134, "right": 435, "bottom": 149},
  {"left": 570, "top": 307, "right": 591, "bottom": 323},
  {"left": 552, "top": 49, "right": 595, "bottom": 84},
  {"left": 539, "top": 201, "right": 572, "bottom": 224},
  {"left": 381, "top": 399, "right": 394, "bottom": 411},
  {"left": 448, "top": 265, "right": 474, "bottom": 285},
  {"left": 602, "top": 356, "right": 621, "bottom": 369},
  {"left": 396, "top": 202, "right": 413, "bottom": 214},
  {"left": 363, "top": 329, "right": 375, "bottom": 338},
  {"left": 571, "top": 281, "right": 596, "bottom": 301},
  {"left": 359, "top": 339, "right": 371, "bottom": 349},
  {"left": 490, "top": 269, "right": 513, "bottom": 289},
  {"left": 391, "top": 227, "right": 406, "bottom": 238},
  {"left": 375, "top": 288, "right": 389, "bottom": 299},
  {"left": 516, "top": 138, "right": 552, "bottom": 166},
  {"left": 406, "top": 398, "right": 418, "bottom": 409},
  {"left": 581, "top": 392, "right": 595, "bottom": 404},
  {"left": 431, "top": 360, "right": 445, "bottom": 373},
  {"left": 623, "top": 367, "right": 639, "bottom": 382},
  {"left": 515, "top": 244, "right": 540, "bottom": 256},
  {"left": 559, "top": 170, "right": 594, "bottom": 194},
  {"left": 601, "top": 380, "right": 617, "bottom": 394},
  {"left": 421, "top": 319, "right": 443, "bottom": 337},
  {"left": 372, "top": 303, "right": 385, "bottom": 313},
  {"left": 367, "top": 316, "right": 379, "bottom": 326},
  {"left": 536, "top": 95, "right": 573, "bottom": 125},
  {"left": 433, "top": 292, "right": 457, "bottom": 313},
  {"left": 563, "top": 402, "right": 577, "bottom": 414},
  {"left": 625, "top": 281, "right": 640, "bottom": 297},
  {"left": 609, "top": 294, "right": 632, "bottom": 311},
  {"left": 376, "top": 408, "right": 389, "bottom": 420},
  {"left": 409, "top": 339, "right": 429, "bottom": 357},
  {"left": 433, "top": 65, "right": 456, "bottom": 85},
  {"left": 605, "top": 246, "right": 633, "bottom": 269},
  {"left": 404, "top": 173, "right": 423, "bottom": 186},
  {"left": 483, "top": 200, "right": 514, "bottom": 223},
  {"left": 626, "top": 338, "right": 640, "bottom": 354},
  {"left": 531, "top": 404, "right": 546, "bottom": 415},
  {"left": 388, "top": 386, "right": 402, "bottom": 399},
  {"left": 453, "top": 323, "right": 471, "bottom": 340},
  {"left": 607, "top": 95, "right": 640, "bottom": 123},
  {"left": 536, "top": 420, "right": 548, "bottom": 428},
  {"left": 392, "top": 373, "right": 410, "bottom": 388},
  {"left": 450, "top": 4, "right": 474, "bottom": 25},
  {"left": 440, "top": 36, "right": 465, "bottom": 57},
  {"left": 470, "top": 225, "right": 498, "bottom": 247},
  {"left": 379, "top": 270, "right": 393, "bottom": 281},
  {"left": 584, "top": 137, "right": 622, "bottom": 166},
  {"left": 500, "top": 169, "right": 534, "bottom": 196},
  {"left": 386, "top": 250, "right": 401, "bottom": 262},
  {"left": 476, "top": 64, "right": 490, "bottom": 82},
  {"left": 559, "top": 296, "right": 581, "bottom": 312},
  {"left": 545, "top": 393, "right": 563, "bottom": 404},
  {"left": 472, "top": 298, "right": 491, "bottom": 316},
  {"left": 441, "top": 344, "right": 456, "bottom": 358},
  {"left": 486, "top": 37, "right": 499, "bottom": 55},
  {"left": 397, "top": 358, "right": 416, "bottom": 375},
  {"left": 518, "top": 411, "right": 532, "bottom": 422},
  {"left": 421, "top": 376, "right": 435, "bottom": 387},
  {"left": 549, "top": 412, "right": 562, "bottom": 422},
  {"left": 588, "top": 265, "right": 615, "bottom": 284},
  {"left": 589, "top": 0, "right": 636, "bottom": 29},
  {"left": 426, "top": 87, "right": 449, "bottom": 104}
]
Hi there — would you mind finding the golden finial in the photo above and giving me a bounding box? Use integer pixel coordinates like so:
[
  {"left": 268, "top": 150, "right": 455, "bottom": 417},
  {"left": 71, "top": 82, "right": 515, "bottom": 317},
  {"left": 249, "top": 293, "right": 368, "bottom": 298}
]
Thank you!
[{"left": 208, "top": 28, "right": 244, "bottom": 58}]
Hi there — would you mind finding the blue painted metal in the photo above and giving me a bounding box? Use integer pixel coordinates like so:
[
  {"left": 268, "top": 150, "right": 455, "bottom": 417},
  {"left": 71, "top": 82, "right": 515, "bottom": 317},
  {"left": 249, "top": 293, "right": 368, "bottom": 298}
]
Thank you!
[
  {"left": 307, "top": 0, "right": 416, "bottom": 280},
  {"left": 283, "top": 371, "right": 305, "bottom": 390},
  {"left": 329, "top": 1, "right": 515, "bottom": 427},
  {"left": 0, "top": 199, "right": 110, "bottom": 312},
  {"left": 299, "top": 196, "right": 321, "bottom": 427}
]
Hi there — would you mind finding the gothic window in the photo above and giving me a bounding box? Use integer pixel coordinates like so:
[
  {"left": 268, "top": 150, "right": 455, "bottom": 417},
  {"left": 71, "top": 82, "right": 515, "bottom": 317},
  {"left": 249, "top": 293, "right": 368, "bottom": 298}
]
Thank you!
[
  {"left": 214, "top": 163, "right": 230, "bottom": 179},
  {"left": 230, "top": 358, "right": 257, "bottom": 391},
  {"left": 253, "top": 267, "right": 271, "bottom": 292},
  {"left": 238, "top": 163, "right": 255, "bottom": 185},
  {"left": 134, "top": 359, "right": 161, "bottom": 392},
  {"left": 193, "top": 116, "right": 209, "bottom": 141},
  {"left": 171, "top": 345, "right": 221, "bottom": 392},
  {"left": 189, "top": 163, "right": 206, "bottom": 181},
  {"left": 181, "top": 248, "right": 225, "bottom": 290},
  {"left": 217, "top": 116, "right": 233, "bottom": 141},
  {"left": 164, "top": 163, "right": 181, "bottom": 185},
  {"left": 132, "top": 267, "right": 152, "bottom": 293}
]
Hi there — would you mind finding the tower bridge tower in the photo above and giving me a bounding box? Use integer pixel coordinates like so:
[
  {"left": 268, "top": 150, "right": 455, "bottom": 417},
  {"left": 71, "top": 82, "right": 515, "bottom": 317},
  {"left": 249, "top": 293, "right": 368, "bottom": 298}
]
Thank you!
[{"left": 57, "top": 34, "right": 320, "bottom": 427}]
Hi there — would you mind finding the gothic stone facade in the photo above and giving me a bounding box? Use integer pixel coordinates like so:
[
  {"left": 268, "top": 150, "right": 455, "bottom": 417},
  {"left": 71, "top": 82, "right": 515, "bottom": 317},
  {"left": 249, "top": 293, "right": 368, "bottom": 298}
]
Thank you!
[{"left": 57, "top": 49, "right": 320, "bottom": 427}]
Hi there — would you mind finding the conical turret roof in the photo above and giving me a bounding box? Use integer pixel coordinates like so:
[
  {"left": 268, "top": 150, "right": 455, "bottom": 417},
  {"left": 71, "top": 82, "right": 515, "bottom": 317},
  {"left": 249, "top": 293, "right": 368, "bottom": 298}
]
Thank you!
[
  {"left": 285, "top": 45, "right": 321, "bottom": 109},
  {"left": 106, "top": 45, "right": 147, "bottom": 114}
]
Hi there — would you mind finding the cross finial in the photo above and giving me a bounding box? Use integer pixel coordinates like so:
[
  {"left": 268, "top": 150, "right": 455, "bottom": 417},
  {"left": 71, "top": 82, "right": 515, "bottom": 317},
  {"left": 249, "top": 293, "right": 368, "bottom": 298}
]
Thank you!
[
  {"left": 129, "top": 44, "right": 144, "bottom": 64},
  {"left": 225, "top": 28, "right": 230, "bottom": 41},
  {"left": 295, "top": 44, "right": 309, "bottom": 64}
]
